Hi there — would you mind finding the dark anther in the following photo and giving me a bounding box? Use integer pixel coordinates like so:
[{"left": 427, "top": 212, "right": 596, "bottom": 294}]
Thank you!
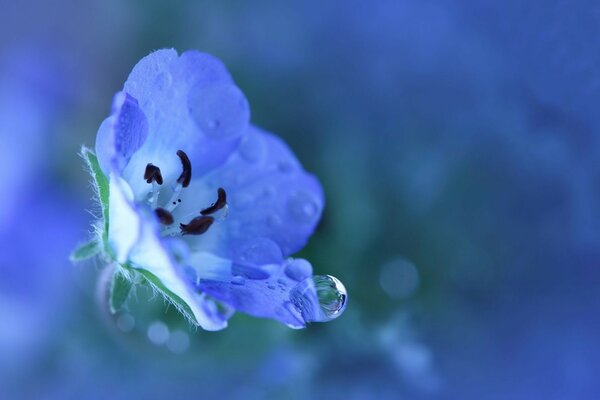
[
  {"left": 144, "top": 163, "right": 163, "bottom": 185},
  {"left": 180, "top": 216, "right": 214, "bottom": 235},
  {"left": 155, "top": 208, "right": 174, "bottom": 225},
  {"left": 200, "top": 188, "right": 227, "bottom": 216},
  {"left": 176, "top": 150, "right": 192, "bottom": 188}
]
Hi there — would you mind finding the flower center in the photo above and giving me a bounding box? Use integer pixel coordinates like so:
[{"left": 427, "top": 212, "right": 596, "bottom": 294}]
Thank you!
[{"left": 143, "top": 150, "right": 228, "bottom": 237}]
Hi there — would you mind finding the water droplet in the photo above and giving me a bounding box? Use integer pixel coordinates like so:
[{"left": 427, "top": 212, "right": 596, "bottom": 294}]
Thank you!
[
  {"left": 283, "top": 301, "right": 307, "bottom": 329},
  {"left": 188, "top": 82, "right": 249, "bottom": 140},
  {"left": 289, "top": 275, "right": 347, "bottom": 323},
  {"left": 143, "top": 99, "right": 155, "bottom": 111},
  {"left": 263, "top": 185, "right": 276, "bottom": 198},
  {"left": 267, "top": 214, "right": 282, "bottom": 227},
  {"left": 178, "top": 50, "right": 232, "bottom": 85},
  {"left": 288, "top": 190, "right": 320, "bottom": 223},
  {"left": 239, "top": 237, "right": 283, "bottom": 265},
  {"left": 278, "top": 160, "right": 294, "bottom": 173},
  {"left": 239, "top": 133, "right": 265, "bottom": 163},
  {"left": 231, "top": 275, "right": 246, "bottom": 285},
  {"left": 154, "top": 72, "right": 172, "bottom": 91},
  {"left": 147, "top": 321, "right": 170, "bottom": 345},
  {"left": 284, "top": 259, "right": 313, "bottom": 281},
  {"left": 198, "top": 293, "right": 234, "bottom": 324}
]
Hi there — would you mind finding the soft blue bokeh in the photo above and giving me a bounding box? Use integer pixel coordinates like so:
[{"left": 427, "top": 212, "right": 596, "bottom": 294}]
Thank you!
[{"left": 1, "top": 0, "right": 600, "bottom": 399}]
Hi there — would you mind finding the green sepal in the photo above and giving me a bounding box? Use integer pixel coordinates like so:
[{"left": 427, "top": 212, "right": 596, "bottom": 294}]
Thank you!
[
  {"left": 81, "top": 146, "right": 110, "bottom": 252},
  {"left": 137, "top": 268, "right": 199, "bottom": 325},
  {"left": 109, "top": 269, "right": 133, "bottom": 314},
  {"left": 69, "top": 239, "right": 101, "bottom": 262}
]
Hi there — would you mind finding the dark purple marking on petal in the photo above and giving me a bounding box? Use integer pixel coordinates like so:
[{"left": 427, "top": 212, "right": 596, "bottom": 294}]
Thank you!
[
  {"left": 200, "top": 187, "right": 227, "bottom": 215},
  {"left": 180, "top": 216, "right": 214, "bottom": 235},
  {"left": 155, "top": 207, "right": 174, "bottom": 225},
  {"left": 176, "top": 150, "right": 192, "bottom": 188},
  {"left": 144, "top": 163, "right": 163, "bottom": 185}
]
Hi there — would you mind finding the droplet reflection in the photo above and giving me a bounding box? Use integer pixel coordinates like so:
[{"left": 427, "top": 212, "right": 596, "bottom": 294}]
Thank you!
[{"left": 290, "top": 275, "right": 347, "bottom": 323}]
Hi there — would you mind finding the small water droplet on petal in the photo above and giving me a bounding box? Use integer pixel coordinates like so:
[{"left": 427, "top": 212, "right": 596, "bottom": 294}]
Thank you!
[
  {"left": 188, "top": 82, "right": 249, "bottom": 140},
  {"left": 267, "top": 214, "right": 282, "bottom": 227},
  {"left": 231, "top": 275, "right": 246, "bottom": 285},
  {"left": 278, "top": 160, "right": 294, "bottom": 173},
  {"left": 154, "top": 72, "right": 172, "bottom": 91},
  {"left": 263, "top": 185, "right": 275, "bottom": 198},
  {"left": 284, "top": 259, "right": 313, "bottom": 281},
  {"left": 239, "top": 237, "right": 283, "bottom": 265},
  {"left": 288, "top": 190, "right": 320, "bottom": 224},
  {"left": 239, "top": 133, "right": 265, "bottom": 163}
]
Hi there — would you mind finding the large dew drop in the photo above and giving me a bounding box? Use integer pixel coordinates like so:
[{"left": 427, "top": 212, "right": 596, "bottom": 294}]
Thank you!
[{"left": 290, "top": 275, "right": 347, "bottom": 323}]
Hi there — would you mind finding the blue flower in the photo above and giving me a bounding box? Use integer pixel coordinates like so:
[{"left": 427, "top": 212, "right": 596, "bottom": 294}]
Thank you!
[{"left": 85, "top": 49, "right": 347, "bottom": 330}]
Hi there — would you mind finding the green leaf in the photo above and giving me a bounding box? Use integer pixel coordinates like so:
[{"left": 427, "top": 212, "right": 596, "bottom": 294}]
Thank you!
[
  {"left": 69, "top": 239, "right": 101, "bottom": 262},
  {"left": 109, "top": 270, "right": 133, "bottom": 314},
  {"left": 81, "top": 147, "right": 110, "bottom": 249},
  {"left": 137, "top": 268, "right": 199, "bottom": 325}
]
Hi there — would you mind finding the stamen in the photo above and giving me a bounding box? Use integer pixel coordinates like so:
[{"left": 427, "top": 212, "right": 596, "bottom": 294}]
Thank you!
[
  {"left": 144, "top": 163, "right": 163, "bottom": 185},
  {"left": 176, "top": 150, "right": 192, "bottom": 188},
  {"left": 200, "top": 188, "right": 227, "bottom": 215},
  {"left": 180, "top": 216, "right": 214, "bottom": 235},
  {"left": 154, "top": 208, "right": 174, "bottom": 225},
  {"left": 164, "top": 184, "right": 182, "bottom": 212}
]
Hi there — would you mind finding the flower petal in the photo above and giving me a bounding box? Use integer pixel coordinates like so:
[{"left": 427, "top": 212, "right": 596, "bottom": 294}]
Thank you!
[
  {"left": 202, "top": 126, "right": 325, "bottom": 258},
  {"left": 108, "top": 173, "right": 228, "bottom": 330},
  {"left": 107, "top": 174, "right": 141, "bottom": 263},
  {"left": 128, "top": 220, "right": 229, "bottom": 331},
  {"left": 95, "top": 92, "right": 149, "bottom": 175},
  {"left": 199, "top": 257, "right": 316, "bottom": 328},
  {"left": 116, "top": 49, "right": 250, "bottom": 200}
]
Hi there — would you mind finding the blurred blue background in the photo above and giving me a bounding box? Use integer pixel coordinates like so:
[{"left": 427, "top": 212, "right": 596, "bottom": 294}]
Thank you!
[{"left": 1, "top": 1, "right": 600, "bottom": 399}]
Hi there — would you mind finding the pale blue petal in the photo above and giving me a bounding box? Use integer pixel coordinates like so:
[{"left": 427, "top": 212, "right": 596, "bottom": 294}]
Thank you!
[
  {"left": 118, "top": 49, "right": 250, "bottom": 200},
  {"left": 127, "top": 219, "right": 228, "bottom": 331},
  {"left": 199, "top": 257, "right": 315, "bottom": 328},
  {"left": 108, "top": 174, "right": 141, "bottom": 263},
  {"left": 95, "top": 92, "right": 148, "bottom": 175},
  {"left": 108, "top": 174, "right": 228, "bottom": 330},
  {"left": 202, "top": 126, "right": 325, "bottom": 258}
]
